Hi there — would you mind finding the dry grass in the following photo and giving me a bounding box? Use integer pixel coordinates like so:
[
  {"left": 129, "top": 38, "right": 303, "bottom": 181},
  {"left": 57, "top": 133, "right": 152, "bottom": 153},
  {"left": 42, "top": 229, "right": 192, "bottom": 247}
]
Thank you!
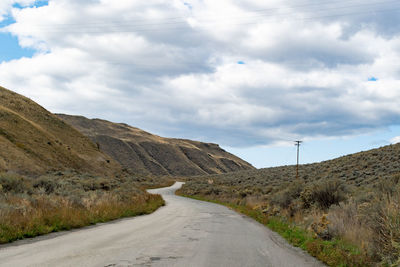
[
  {"left": 326, "top": 202, "right": 375, "bottom": 253},
  {"left": 366, "top": 194, "right": 400, "bottom": 265},
  {"left": 0, "top": 193, "right": 164, "bottom": 243},
  {"left": 0, "top": 171, "right": 165, "bottom": 243}
]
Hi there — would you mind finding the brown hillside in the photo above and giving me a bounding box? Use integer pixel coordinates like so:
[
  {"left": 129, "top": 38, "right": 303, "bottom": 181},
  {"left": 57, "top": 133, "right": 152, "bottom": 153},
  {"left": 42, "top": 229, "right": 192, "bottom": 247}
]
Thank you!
[
  {"left": 182, "top": 142, "right": 400, "bottom": 190},
  {"left": 57, "top": 114, "right": 254, "bottom": 176},
  {"left": 0, "top": 86, "right": 122, "bottom": 176}
]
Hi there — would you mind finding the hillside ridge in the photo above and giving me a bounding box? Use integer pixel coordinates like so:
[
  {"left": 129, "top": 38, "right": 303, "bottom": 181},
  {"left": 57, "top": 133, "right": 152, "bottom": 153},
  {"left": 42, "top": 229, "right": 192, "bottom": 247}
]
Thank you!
[{"left": 57, "top": 114, "right": 254, "bottom": 176}]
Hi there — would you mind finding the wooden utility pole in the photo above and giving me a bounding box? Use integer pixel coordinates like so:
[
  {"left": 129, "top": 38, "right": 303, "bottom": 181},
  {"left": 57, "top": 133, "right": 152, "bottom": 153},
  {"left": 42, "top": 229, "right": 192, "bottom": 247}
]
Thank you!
[{"left": 295, "top": 141, "right": 302, "bottom": 179}]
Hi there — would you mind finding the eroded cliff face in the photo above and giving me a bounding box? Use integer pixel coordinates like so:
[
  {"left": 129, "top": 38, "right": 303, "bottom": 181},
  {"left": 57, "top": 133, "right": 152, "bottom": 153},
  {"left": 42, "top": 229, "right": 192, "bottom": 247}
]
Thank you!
[{"left": 57, "top": 114, "right": 255, "bottom": 176}]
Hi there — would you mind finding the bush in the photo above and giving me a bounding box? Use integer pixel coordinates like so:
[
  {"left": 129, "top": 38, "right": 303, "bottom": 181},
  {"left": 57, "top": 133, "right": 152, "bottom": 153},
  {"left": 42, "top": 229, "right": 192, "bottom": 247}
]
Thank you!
[
  {"left": 0, "top": 173, "right": 28, "bottom": 193},
  {"left": 271, "top": 181, "right": 303, "bottom": 208},
  {"left": 301, "top": 179, "right": 347, "bottom": 209},
  {"left": 33, "top": 177, "right": 57, "bottom": 194}
]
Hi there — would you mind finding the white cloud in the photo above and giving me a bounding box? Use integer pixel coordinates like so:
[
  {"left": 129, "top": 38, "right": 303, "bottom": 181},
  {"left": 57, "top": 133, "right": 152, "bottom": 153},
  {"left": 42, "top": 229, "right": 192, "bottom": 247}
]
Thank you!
[
  {"left": 391, "top": 136, "right": 400, "bottom": 144},
  {"left": 0, "top": 1, "right": 36, "bottom": 20},
  {"left": 1, "top": 0, "right": 400, "bottom": 146}
]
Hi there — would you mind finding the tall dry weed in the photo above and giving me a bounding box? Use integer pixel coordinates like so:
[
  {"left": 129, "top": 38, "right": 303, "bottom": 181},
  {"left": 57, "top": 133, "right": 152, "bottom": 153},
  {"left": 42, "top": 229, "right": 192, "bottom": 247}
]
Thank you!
[{"left": 366, "top": 193, "right": 400, "bottom": 265}]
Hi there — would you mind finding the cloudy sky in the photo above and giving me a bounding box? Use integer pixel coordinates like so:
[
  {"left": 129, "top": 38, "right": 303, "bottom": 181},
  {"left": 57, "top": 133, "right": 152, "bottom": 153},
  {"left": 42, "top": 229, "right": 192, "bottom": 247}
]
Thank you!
[{"left": 1, "top": 0, "right": 400, "bottom": 168}]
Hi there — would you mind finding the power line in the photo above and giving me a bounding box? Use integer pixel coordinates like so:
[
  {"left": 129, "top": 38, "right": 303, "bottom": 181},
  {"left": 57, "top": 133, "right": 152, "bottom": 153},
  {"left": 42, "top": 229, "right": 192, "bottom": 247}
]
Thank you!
[
  {"left": 19, "top": 7, "right": 400, "bottom": 35},
  {"left": 29, "top": 0, "right": 400, "bottom": 28},
  {"left": 13, "top": 1, "right": 400, "bottom": 34}
]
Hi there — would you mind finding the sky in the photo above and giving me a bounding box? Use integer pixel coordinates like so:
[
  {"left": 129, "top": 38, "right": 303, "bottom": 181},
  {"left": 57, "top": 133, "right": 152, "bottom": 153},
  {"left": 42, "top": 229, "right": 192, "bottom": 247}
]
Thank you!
[{"left": 1, "top": 0, "right": 400, "bottom": 168}]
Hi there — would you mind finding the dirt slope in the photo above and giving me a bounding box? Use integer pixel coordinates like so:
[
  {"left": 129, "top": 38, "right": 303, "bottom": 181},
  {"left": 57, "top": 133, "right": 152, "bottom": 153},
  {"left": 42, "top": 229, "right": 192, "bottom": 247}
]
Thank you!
[
  {"left": 57, "top": 114, "right": 254, "bottom": 176},
  {"left": 0, "top": 86, "right": 121, "bottom": 176}
]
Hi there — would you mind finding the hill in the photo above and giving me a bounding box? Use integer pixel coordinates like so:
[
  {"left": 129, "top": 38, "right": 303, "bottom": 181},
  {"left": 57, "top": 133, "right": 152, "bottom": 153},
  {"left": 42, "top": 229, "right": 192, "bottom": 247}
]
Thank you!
[
  {"left": 57, "top": 114, "right": 254, "bottom": 176},
  {"left": 0, "top": 86, "right": 122, "bottom": 176},
  {"left": 183, "top": 142, "right": 400, "bottom": 191}
]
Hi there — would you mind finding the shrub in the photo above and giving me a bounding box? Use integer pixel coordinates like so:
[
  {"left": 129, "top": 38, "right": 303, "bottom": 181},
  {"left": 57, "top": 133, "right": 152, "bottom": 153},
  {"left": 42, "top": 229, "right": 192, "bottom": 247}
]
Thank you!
[
  {"left": 0, "top": 173, "right": 28, "bottom": 193},
  {"left": 271, "top": 181, "right": 303, "bottom": 208},
  {"left": 301, "top": 179, "right": 347, "bottom": 209},
  {"left": 33, "top": 177, "right": 57, "bottom": 194}
]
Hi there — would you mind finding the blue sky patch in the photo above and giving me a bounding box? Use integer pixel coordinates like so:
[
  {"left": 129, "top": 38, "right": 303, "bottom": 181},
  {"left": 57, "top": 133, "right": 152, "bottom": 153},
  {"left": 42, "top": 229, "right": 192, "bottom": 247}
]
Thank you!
[
  {"left": 0, "top": 2, "right": 47, "bottom": 63},
  {"left": 0, "top": 15, "right": 15, "bottom": 27},
  {"left": 237, "top": 61, "right": 245, "bottom": 65},
  {"left": 13, "top": 0, "right": 49, "bottom": 9},
  {"left": 0, "top": 32, "right": 35, "bottom": 62},
  {"left": 33, "top": 1, "right": 49, "bottom": 8},
  {"left": 368, "top": 77, "right": 378, "bottom": 81}
]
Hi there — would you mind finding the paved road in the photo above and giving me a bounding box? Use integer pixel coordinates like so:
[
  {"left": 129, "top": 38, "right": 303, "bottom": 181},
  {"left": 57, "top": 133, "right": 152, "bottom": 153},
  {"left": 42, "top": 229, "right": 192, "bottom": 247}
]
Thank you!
[{"left": 0, "top": 182, "right": 323, "bottom": 267}]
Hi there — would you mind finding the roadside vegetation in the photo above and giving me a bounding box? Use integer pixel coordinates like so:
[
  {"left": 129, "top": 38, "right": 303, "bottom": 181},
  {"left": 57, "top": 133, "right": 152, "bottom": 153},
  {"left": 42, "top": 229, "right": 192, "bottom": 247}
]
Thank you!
[
  {"left": 178, "top": 143, "right": 400, "bottom": 266},
  {"left": 0, "top": 170, "right": 170, "bottom": 244}
]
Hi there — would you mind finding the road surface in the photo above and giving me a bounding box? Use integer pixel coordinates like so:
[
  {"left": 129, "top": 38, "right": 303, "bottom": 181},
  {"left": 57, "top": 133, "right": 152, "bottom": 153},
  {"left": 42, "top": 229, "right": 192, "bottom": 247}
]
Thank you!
[{"left": 0, "top": 182, "right": 323, "bottom": 267}]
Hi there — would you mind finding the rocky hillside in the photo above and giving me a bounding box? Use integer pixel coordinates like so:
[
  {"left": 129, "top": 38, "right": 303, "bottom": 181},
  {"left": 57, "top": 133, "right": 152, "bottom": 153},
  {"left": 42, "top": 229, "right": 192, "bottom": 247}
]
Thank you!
[
  {"left": 0, "top": 86, "right": 122, "bottom": 176},
  {"left": 57, "top": 114, "right": 254, "bottom": 176}
]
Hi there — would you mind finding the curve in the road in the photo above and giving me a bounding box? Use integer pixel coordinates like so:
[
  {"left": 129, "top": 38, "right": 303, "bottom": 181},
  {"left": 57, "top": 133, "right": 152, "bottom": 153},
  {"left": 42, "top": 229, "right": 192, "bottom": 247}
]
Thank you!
[{"left": 0, "top": 182, "right": 324, "bottom": 267}]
